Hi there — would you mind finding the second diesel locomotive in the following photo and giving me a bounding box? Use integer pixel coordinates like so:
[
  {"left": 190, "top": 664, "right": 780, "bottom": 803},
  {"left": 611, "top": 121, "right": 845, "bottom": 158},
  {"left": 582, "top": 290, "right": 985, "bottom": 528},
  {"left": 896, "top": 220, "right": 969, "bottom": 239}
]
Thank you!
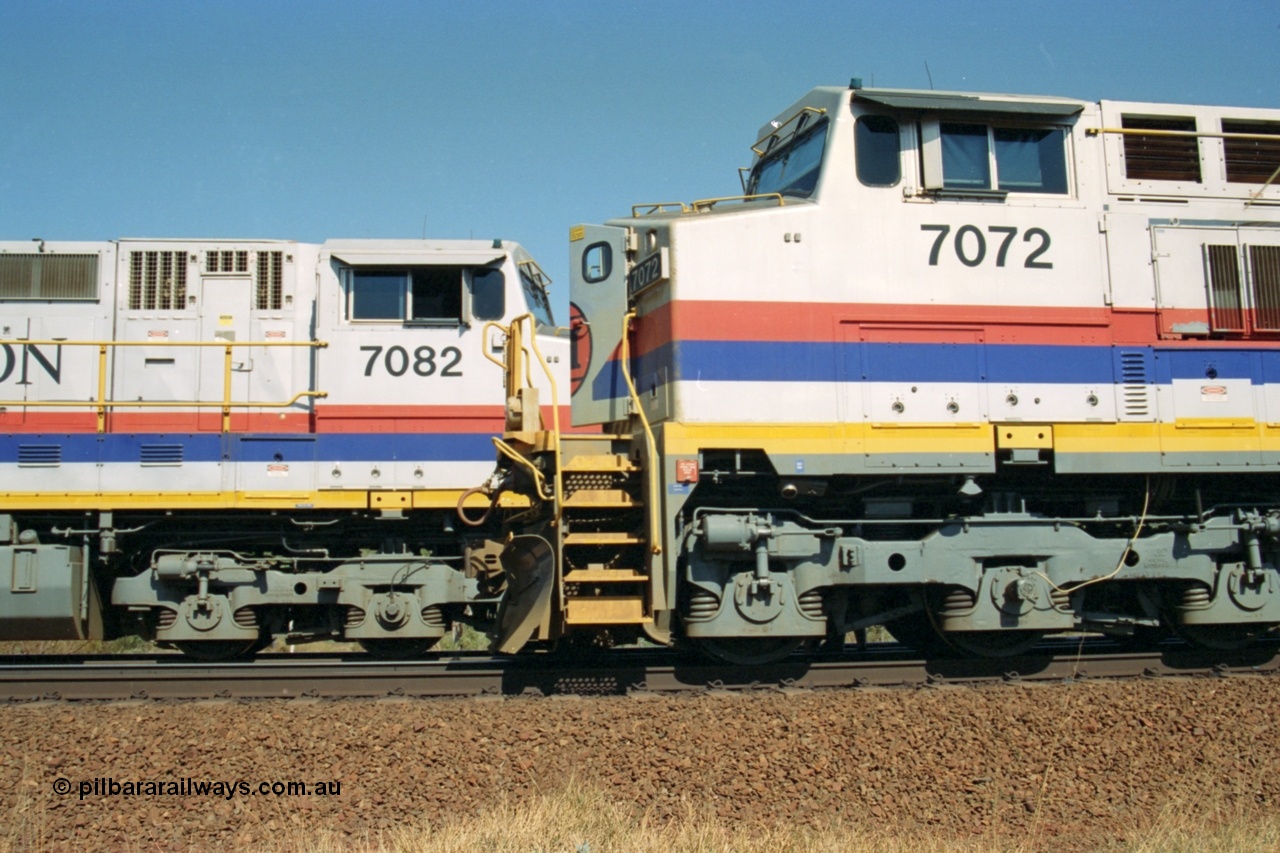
[
  {"left": 483, "top": 82, "right": 1280, "bottom": 661},
  {"left": 0, "top": 237, "right": 564, "bottom": 658}
]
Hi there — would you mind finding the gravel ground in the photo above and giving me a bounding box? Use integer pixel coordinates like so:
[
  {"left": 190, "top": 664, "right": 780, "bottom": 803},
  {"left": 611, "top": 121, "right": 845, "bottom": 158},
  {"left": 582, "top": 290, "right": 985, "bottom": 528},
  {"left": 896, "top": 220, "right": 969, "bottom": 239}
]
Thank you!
[{"left": 2, "top": 675, "right": 1277, "bottom": 851}]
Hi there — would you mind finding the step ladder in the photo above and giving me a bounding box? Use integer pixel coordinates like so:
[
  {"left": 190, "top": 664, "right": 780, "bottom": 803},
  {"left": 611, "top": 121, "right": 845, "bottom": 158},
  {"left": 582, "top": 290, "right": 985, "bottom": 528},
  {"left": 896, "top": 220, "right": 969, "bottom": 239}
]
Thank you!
[{"left": 558, "top": 448, "right": 650, "bottom": 625}]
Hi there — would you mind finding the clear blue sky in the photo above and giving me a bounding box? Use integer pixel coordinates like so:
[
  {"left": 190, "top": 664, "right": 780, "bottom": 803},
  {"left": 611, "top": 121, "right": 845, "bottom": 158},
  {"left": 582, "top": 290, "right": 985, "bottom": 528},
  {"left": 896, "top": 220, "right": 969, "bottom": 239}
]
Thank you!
[{"left": 2, "top": 1, "right": 1277, "bottom": 320}]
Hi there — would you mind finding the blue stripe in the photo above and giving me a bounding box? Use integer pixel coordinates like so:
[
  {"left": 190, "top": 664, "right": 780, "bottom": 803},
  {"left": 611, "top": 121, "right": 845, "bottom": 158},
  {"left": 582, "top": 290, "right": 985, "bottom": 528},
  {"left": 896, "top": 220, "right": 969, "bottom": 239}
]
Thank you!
[
  {"left": 591, "top": 340, "right": 1280, "bottom": 401},
  {"left": 0, "top": 433, "right": 495, "bottom": 465},
  {"left": 1158, "top": 348, "right": 1268, "bottom": 384}
]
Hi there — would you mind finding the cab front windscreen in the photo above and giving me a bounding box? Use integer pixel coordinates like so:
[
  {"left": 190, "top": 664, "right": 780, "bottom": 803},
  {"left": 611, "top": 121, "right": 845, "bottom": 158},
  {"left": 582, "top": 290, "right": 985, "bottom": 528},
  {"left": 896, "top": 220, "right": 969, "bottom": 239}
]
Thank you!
[{"left": 747, "top": 119, "right": 828, "bottom": 198}]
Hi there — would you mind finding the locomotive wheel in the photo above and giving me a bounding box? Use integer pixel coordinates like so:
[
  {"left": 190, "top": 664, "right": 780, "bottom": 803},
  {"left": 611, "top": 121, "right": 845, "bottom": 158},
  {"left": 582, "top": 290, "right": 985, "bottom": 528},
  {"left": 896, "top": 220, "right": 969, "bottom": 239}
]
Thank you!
[
  {"left": 1176, "top": 623, "right": 1268, "bottom": 652},
  {"left": 695, "top": 636, "right": 806, "bottom": 666},
  {"left": 940, "top": 629, "right": 1046, "bottom": 658},
  {"left": 1113, "top": 624, "right": 1171, "bottom": 651},
  {"left": 883, "top": 614, "right": 1045, "bottom": 658},
  {"left": 173, "top": 640, "right": 259, "bottom": 661},
  {"left": 882, "top": 614, "right": 954, "bottom": 658},
  {"left": 357, "top": 638, "right": 440, "bottom": 660}
]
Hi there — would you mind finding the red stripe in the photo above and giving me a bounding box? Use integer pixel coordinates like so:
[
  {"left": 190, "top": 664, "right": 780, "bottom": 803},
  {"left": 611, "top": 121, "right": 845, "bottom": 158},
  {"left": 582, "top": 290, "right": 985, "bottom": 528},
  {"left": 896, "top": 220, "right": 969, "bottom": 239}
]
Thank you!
[
  {"left": 313, "top": 405, "right": 589, "bottom": 435},
  {"left": 628, "top": 300, "right": 1280, "bottom": 357},
  {"left": 0, "top": 412, "right": 99, "bottom": 432},
  {"left": 0, "top": 405, "right": 586, "bottom": 436},
  {"left": 308, "top": 405, "right": 505, "bottom": 434}
]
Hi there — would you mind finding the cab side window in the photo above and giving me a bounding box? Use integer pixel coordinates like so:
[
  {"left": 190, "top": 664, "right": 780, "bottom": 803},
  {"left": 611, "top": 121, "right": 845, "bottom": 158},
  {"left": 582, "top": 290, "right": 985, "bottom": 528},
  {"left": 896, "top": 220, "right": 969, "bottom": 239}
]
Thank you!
[
  {"left": 470, "top": 267, "right": 505, "bottom": 321},
  {"left": 409, "top": 267, "right": 462, "bottom": 321},
  {"left": 922, "top": 121, "right": 1069, "bottom": 195},
  {"left": 855, "top": 115, "right": 901, "bottom": 186},
  {"left": 347, "top": 266, "right": 464, "bottom": 323}
]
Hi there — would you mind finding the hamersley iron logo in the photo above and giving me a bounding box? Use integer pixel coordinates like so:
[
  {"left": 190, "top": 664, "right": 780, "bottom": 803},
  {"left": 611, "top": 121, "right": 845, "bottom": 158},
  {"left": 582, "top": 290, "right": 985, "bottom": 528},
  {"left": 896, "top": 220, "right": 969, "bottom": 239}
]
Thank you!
[{"left": 570, "top": 302, "right": 591, "bottom": 395}]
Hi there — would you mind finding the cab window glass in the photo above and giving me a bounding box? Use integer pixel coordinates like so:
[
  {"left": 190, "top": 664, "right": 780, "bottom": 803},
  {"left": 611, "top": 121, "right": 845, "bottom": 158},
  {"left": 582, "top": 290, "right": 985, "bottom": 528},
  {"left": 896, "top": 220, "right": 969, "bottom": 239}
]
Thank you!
[
  {"left": 410, "top": 267, "right": 462, "bottom": 321},
  {"left": 994, "top": 127, "right": 1067, "bottom": 193},
  {"left": 520, "top": 269, "right": 554, "bottom": 326},
  {"left": 748, "top": 120, "right": 829, "bottom": 198},
  {"left": 471, "top": 267, "right": 505, "bottom": 320},
  {"left": 350, "top": 271, "right": 405, "bottom": 320},
  {"left": 347, "top": 266, "right": 463, "bottom": 323},
  {"left": 941, "top": 123, "right": 991, "bottom": 189},
  {"left": 855, "top": 115, "right": 900, "bottom": 186},
  {"left": 583, "top": 242, "right": 612, "bottom": 283},
  {"left": 930, "top": 122, "right": 1069, "bottom": 194}
]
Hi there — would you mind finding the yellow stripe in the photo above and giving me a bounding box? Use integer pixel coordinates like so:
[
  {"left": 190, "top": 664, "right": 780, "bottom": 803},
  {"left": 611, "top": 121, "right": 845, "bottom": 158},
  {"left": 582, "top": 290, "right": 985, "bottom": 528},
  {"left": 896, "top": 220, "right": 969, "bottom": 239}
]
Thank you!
[
  {"left": 661, "top": 422, "right": 993, "bottom": 456},
  {"left": 1056, "top": 422, "right": 1275, "bottom": 455},
  {"left": 659, "top": 421, "right": 1280, "bottom": 458}
]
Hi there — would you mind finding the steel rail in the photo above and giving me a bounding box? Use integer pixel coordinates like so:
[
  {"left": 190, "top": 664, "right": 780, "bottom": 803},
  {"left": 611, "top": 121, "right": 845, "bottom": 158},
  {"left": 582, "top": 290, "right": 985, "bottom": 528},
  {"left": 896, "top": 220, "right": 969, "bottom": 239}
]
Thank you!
[{"left": 0, "top": 641, "right": 1275, "bottom": 702}]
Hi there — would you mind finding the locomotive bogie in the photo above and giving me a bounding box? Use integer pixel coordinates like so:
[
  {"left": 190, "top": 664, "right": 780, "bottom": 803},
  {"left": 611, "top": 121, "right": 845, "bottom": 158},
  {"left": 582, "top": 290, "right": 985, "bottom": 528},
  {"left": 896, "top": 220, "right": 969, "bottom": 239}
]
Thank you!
[
  {"left": 110, "top": 551, "right": 474, "bottom": 649},
  {"left": 677, "top": 498, "right": 1280, "bottom": 646}
]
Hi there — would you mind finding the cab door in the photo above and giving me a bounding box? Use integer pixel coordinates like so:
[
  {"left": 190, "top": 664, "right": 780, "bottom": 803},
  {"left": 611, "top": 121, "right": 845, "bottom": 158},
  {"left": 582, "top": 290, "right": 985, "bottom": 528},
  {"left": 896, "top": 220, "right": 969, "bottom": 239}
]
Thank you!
[
  {"left": 197, "top": 275, "right": 253, "bottom": 431},
  {"left": 569, "top": 224, "right": 630, "bottom": 426}
]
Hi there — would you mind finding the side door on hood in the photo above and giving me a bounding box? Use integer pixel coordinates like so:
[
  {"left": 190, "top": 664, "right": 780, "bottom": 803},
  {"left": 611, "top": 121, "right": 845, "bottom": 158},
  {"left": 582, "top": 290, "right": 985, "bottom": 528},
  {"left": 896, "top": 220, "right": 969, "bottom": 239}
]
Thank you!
[{"left": 569, "top": 224, "right": 630, "bottom": 427}]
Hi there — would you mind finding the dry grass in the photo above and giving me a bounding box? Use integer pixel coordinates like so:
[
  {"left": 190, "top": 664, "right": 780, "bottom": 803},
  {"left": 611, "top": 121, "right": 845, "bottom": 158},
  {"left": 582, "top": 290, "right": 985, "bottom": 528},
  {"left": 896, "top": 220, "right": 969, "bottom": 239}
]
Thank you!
[
  {"left": 283, "top": 784, "right": 1014, "bottom": 853},
  {"left": 282, "top": 779, "right": 1280, "bottom": 853}
]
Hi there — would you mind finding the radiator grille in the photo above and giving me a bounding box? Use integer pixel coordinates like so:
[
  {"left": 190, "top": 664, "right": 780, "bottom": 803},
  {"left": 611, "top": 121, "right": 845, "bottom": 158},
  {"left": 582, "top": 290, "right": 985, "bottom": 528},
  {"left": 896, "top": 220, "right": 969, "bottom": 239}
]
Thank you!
[
  {"left": 206, "top": 250, "right": 249, "bottom": 273},
  {"left": 18, "top": 444, "right": 61, "bottom": 467},
  {"left": 1121, "top": 116, "right": 1201, "bottom": 182},
  {"left": 140, "top": 444, "right": 184, "bottom": 466},
  {"left": 128, "top": 251, "right": 189, "bottom": 311},
  {"left": 1119, "top": 350, "right": 1151, "bottom": 418},
  {"left": 1248, "top": 245, "right": 1280, "bottom": 332},
  {"left": 1205, "top": 244, "right": 1245, "bottom": 332},
  {"left": 256, "top": 251, "right": 284, "bottom": 310},
  {"left": 1223, "top": 121, "right": 1280, "bottom": 184},
  {"left": 0, "top": 254, "right": 99, "bottom": 300}
]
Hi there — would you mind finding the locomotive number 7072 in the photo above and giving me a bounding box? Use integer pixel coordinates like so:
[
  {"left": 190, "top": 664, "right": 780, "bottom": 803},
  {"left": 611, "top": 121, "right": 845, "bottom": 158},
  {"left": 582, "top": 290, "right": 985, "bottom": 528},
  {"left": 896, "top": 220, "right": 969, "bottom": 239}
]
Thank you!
[
  {"left": 921, "top": 224, "right": 1052, "bottom": 269},
  {"left": 359, "top": 345, "right": 463, "bottom": 378}
]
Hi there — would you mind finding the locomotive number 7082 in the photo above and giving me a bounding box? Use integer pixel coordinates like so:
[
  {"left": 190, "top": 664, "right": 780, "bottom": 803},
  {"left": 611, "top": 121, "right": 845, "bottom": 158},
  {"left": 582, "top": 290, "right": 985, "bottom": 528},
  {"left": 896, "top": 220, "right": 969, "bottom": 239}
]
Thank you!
[{"left": 359, "top": 345, "right": 463, "bottom": 378}]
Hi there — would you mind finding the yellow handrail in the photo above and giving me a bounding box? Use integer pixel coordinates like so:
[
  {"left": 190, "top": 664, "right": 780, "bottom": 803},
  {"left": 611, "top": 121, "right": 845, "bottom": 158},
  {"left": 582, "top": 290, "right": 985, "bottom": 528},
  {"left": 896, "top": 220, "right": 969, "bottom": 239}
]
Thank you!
[
  {"left": 691, "top": 193, "right": 784, "bottom": 212},
  {"left": 1085, "top": 126, "right": 1280, "bottom": 204},
  {"left": 631, "top": 202, "right": 692, "bottom": 217},
  {"left": 751, "top": 106, "right": 827, "bottom": 156},
  {"left": 1086, "top": 127, "right": 1280, "bottom": 141},
  {"left": 492, "top": 436, "right": 550, "bottom": 499},
  {"left": 619, "top": 310, "right": 662, "bottom": 556},
  {"left": 0, "top": 338, "right": 326, "bottom": 433},
  {"left": 484, "top": 315, "right": 563, "bottom": 518},
  {"left": 521, "top": 315, "right": 563, "bottom": 521}
]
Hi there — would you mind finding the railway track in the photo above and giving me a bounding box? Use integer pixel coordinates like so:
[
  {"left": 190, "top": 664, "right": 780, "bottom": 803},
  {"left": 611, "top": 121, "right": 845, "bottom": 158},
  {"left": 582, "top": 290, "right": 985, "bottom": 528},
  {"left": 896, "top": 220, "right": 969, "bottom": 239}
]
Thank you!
[{"left": 1, "top": 639, "right": 1277, "bottom": 701}]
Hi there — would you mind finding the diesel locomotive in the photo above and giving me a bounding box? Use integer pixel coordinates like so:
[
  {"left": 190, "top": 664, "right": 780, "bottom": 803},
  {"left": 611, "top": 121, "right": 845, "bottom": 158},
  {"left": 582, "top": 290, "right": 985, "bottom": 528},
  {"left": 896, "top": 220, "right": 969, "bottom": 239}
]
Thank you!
[
  {"left": 484, "top": 82, "right": 1280, "bottom": 662},
  {"left": 0, "top": 237, "right": 564, "bottom": 658}
]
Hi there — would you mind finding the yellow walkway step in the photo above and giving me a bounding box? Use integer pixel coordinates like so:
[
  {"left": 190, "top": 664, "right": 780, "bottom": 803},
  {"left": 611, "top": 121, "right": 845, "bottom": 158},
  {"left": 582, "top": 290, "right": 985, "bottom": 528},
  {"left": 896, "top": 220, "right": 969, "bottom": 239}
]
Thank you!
[
  {"left": 565, "top": 596, "right": 647, "bottom": 625},
  {"left": 563, "top": 489, "right": 641, "bottom": 509},
  {"left": 564, "top": 568, "right": 647, "bottom": 583},
  {"left": 561, "top": 454, "right": 639, "bottom": 473},
  {"left": 563, "top": 531, "right": 645, "bottom": 546}
]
